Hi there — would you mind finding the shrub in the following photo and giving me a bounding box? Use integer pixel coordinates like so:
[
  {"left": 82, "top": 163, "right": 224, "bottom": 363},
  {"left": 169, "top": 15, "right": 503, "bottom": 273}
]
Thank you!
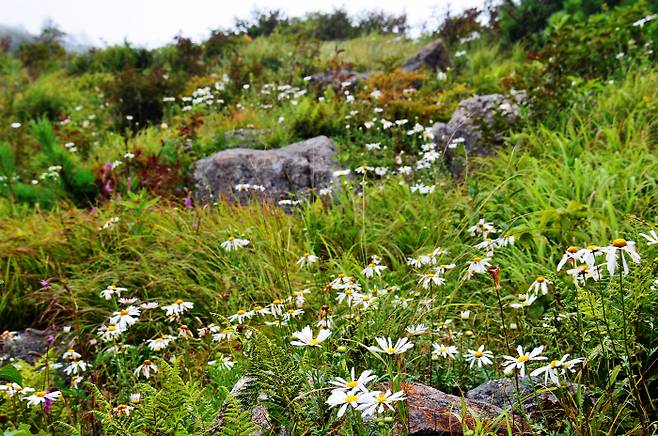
[
  {"left": 13, "top": 74, "right": 72, "bottom": 122},
  {"left": 104, "top": 65, "right": 184, "bottom": 130},
  {"left": 520, "top": 3, "right": 658, "bottom": 122}
]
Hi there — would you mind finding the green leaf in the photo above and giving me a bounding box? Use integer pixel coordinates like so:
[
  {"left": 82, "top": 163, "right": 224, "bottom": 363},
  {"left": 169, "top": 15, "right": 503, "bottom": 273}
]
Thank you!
[
  {"left": 0, "top": 365, "right": 22, "bottom": 385},
  {"left": 3, "top": 423, "right": 34, "bottom": 436}
]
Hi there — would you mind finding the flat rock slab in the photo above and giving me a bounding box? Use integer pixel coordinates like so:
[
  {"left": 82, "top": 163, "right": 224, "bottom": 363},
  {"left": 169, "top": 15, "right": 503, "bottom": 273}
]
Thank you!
[{"left": 192, "top": 135, "right": 338, "bottom": 204}]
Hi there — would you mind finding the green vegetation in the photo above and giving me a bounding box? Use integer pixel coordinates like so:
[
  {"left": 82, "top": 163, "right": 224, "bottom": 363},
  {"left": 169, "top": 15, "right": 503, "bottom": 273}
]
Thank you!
[{"left": 0, "top": 1, "right": 657, "bottom": 435}]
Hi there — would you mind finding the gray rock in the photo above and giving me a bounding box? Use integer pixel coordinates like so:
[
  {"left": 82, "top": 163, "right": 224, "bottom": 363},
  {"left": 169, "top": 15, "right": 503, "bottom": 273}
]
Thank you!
[
  {"left": 402, "top": 39, "right": 451, "bottom": 72},
  {"left": 192, "top": 136, "right": 338, "bottom": 204},
  {"left": 309, "top": 68, "right": 371, "bottom": 90},
  {"left": 431, "top": 92, "right": 526, "bottom": 174},
  {"left": 0, "top": 329, "right": 52, "bottom": 365},
  {"left": 467, "top": 377, "right": 560, "bottom": 422}
]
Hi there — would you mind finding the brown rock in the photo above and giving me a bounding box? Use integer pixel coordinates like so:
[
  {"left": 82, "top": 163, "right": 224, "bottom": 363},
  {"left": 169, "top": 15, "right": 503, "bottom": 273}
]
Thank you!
[{"left": 402, "top": 382, "right": 529, "bottom": 435}]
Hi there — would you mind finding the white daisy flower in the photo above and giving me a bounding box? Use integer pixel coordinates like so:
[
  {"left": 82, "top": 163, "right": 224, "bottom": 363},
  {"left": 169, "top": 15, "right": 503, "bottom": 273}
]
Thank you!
[
  {"left": 290, "top": 325, "right": 331, "bottom": 347},
  {"left": 326, "top": 389, "right": 365, "bottom": 418},
  {"left": 146, "top": 335, "right": 174, "bottom": 351},
  {"left": 23, "top": 390, "right": 61, "bottom": 407},
  {"left": 405, "top": 324, "right": 429, "bottom": 336},
  {"left": 161, "top": 299, "right": 194, "bottom": 317},
  {"left": 557, "top": 246, "right": 581, "bottom": 271},
  {"left": 329, "top": 368, "right": 376, "bottom": 393},
  {"left": 297, "top": 252, "right": 319, "bottom": 268},
  {"left": 465, "top": 257, "right": 491, "bottom": 279},
  {"left": 221, "top": 236, "right": 251, "bottom": 251},
  {"left": 356, "top": 390, "right": 405, "bottom": 417},
  {"left": 432, "top": 343, "right": 459, "bottom": 359},
  {"left": 208, "top": 354, "right": 235, "bottom": 370},
  {"left": 530, "top": 354, "right": 584, "bottom": 385},
  {"left": 602, "top": 239, "right": 641, "bottom": 276},
  {"left": 64, "top": 360, "right": 88, "bottom": 375},
  {"left": 528, "top": 276, "right": 551, "bottom": 295},
  {"left": 109, "top": 306, "right": 141, "bottom": 330},
  {"left": 134, "top": 359, "right": 158, "bottom": 379},
  {"left": 465, "top": 345, "right": 494, "bottom": 368},
  {"left": 367, "top": 337, "right": 413, "bottom": 355},
  {"left": 502, "top": 345, "right": 547, "bottom": 377}
]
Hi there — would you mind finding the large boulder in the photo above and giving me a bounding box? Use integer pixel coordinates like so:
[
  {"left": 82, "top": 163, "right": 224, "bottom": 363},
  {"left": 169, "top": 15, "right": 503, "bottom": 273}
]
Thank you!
[
  {"left": 431, "top": 92, "right": 526, "bottom": 174},
  {"left": 192, "top": 136, "right": 338, "bottom": 204},
  {"left": 402, "top": 382, "right": 528, "bottom": 435},
  {"left": 402, "top": 39, "right": 451, "bottom": 72}
]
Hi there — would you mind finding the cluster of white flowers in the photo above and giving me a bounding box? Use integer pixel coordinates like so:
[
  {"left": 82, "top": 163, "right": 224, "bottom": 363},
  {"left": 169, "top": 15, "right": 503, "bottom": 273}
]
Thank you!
[
  {"left": 0, "top": 383, "right": 61, "bottom": 408},
  {"left": 325, "top": 367, "right": 405, "bottom": 418},
  {"left": 556, "top": 238, "right": 643, "bottom": 282}
]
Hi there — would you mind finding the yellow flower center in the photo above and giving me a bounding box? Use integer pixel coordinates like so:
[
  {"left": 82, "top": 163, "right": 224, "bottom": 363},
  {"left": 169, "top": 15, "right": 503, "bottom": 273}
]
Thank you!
[
  {"left": 612, "top": 238, "right": 627, "bottom": 248},
  {"left": 536, "top": 276, "right": 545, "bottom": 283},
  {"left": 120, "top": 309, "right": 129, "bottom": 316},
  {"left": 227, "top": 236, "right": 235, "bottom": 241},
  {"left": 237, "top": 310, "right": 246, "bottom": 315},
  {"left": 550, "top": 360, "right": 561, "bottom": 367},
  {"left": 567, "top": 246, "right": 578, "bottom": 253},
  {"left": 376, "top": 395, "right": 387, "bottom": 403},
  {"left": 108, "top": 326, "right": 117, "bottom": 331},
  {"left": 362, "top": 296, "right": 370, "bottom": 301},
  {"left": 587, "top": 245, "right": 597, "bottom": 250},
  {"left": 36, "top": 391, "right": 46, "bottom": 397},
  {"left": 425, "top": 273, "right": 434, "bottom": 278},
  {"left": 345, "top": 290, "right": 353, "bottom": 295},
  {"left": 254, "top": 305, "right": 263, "bottom": 310},
  {"left": 473, "top": 257, "right": 482, "bottom": 262},
  {"left": 67, "top": 348, "right": 74, "bottom": 353},
  {"left": 309, "top": 339, "right": 319, "bottom": 345},
  {"left": 474, "top": 351, "right": 484, "bottom": 358},
  {"left": 304, "top": 252, "right": 310, "bottom": 257},
  {"left": 345, "top": 395, "right": 359, "bottom": 403},
  {"left": 273, "top": 299, "right": 282, "bottom": 305},
  {"left": 440, "top": 347, "right": 448, "bottom": 353},
  {"left": 578, "top": 265, "right": 589, "bottom": 271},
  {"left": 346, "top": 381, "right": 358, "bottom": 388},
  {"left": 180, "top": 325, "right": 188, "bottom": 329},
  {"left": 518, "top": 355, "right": 530, "bottom": 363},
  {"left": 175, "top": 299, "right": 184, "bottom": 305},
  {"left": 368, "top": 263, "right": 375, "bottom": 268},
  {"left": 387, "top": 347, "right": 397, "bottom": 353}
]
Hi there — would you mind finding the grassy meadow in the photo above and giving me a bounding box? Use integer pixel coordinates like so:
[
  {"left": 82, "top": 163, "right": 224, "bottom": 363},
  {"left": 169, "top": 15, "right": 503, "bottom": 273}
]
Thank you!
[{"left": 0, "top": 3, "right": 657, "bottom": 435}]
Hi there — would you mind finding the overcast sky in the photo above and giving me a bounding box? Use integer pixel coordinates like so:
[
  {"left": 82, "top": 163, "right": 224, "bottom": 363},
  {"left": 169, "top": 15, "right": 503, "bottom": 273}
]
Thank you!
[{"left": 3, "top": 0, "right": 485, "bottom": 47}]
